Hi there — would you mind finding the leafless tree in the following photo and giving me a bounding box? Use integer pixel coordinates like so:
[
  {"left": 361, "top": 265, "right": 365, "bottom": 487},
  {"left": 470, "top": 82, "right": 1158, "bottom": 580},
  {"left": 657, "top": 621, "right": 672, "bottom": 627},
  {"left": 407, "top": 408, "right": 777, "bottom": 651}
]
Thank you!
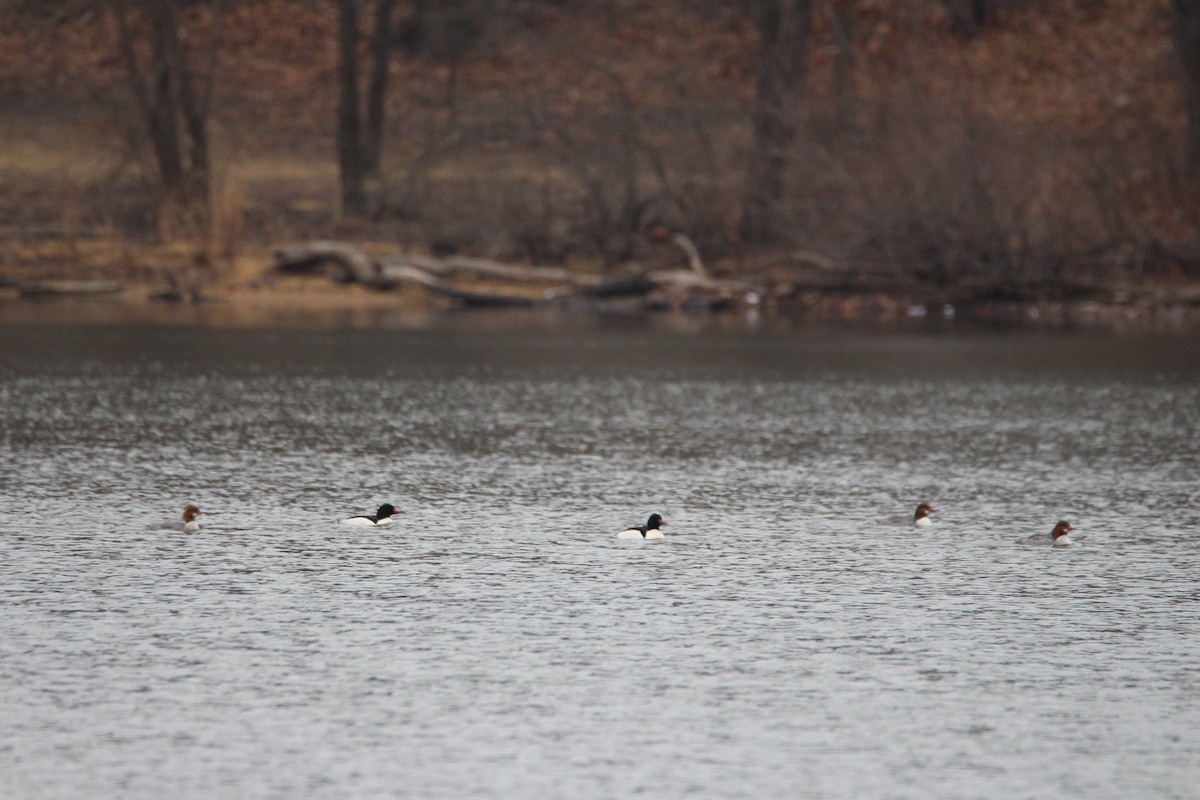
[
  {"left": 525, "top": 92, "right": 673, "bottom": 269},
  {"left": 110, "top": 0, "right": 222, "bottom": 229},
  {"left": 830, "top": 1, "right": 856, "bottom": 131},
  {"left": 394, "top": 0, "right": 483, "bottom": 121},
  {"left": 742, "top": 0, "right": 811, "bottom": 244},
  {"left": 940, "top": 0, "right": 989, "bottom": 37},
  {"left": 1174, "top": 0, "right": 1200, "bottom": 169},
  {"left": 336, "top": 0, "right": 397, "bottom": 217}
]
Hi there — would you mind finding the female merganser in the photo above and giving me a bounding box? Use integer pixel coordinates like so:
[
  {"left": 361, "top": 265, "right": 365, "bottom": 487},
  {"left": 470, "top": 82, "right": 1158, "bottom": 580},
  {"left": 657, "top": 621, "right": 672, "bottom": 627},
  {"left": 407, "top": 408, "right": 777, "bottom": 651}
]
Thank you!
[
  {"left": 1017, "top": 520, "right": 1077, "bottom": 546},
  {"left": 1050, "top": 520, "right": 1075, "bottom": 546},
  {"left": 342, "top": 504, "right": 400, "bottom": 527},
  {"left": 181, "top": 505, "right": 204, "bottom": 534},
  {"left": 616, "top": 514, "right": 665, "bottom": 540},
  {"left": 913, "top": 503, "right": 938, "bottom": 527},
  {"left": 150, "top": 505, "right": 204, "bottom": 534}
]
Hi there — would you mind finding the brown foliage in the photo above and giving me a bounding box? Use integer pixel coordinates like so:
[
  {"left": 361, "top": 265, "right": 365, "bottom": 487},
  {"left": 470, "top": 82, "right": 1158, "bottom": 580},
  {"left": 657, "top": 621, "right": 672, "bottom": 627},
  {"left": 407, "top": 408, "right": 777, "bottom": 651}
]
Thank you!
[{"left": 0, "top": 0, "right": 1196, "bottom": 290}]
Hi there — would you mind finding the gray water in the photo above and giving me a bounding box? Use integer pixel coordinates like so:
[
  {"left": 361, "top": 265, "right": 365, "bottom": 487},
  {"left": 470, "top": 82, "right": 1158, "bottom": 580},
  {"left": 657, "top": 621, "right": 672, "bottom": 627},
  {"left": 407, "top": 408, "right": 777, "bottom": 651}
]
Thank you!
[{"left": 1, "top": 320, "right": 1198, "bottom": 799}]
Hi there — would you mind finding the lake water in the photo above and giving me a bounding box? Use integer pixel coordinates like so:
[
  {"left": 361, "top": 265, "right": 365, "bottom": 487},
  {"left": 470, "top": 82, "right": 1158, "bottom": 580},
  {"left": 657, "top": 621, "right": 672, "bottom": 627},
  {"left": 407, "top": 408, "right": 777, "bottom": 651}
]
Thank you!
[{"left": 1, "top": 316, "right": 1198, "bottom": 799}]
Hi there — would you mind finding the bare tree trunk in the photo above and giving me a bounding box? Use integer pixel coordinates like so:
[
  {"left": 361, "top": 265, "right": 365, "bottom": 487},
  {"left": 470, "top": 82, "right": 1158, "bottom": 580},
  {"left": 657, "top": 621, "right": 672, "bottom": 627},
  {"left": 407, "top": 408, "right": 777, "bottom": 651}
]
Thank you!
[
  {"left": 336, "top": 0, "right": 397, "bottom": 217},
  {"left": 112, "top": 0, "right": 218, "bottom": 228},
  {"left": 154, "top": 0, "right": 210, "bottom": 210},
  {"left": 1174, "top": 0, "right": 1200, "bottom": 169},
  {"left": 336, "top": 0, "right": 366, "bottom": 215},
  {"left": 831, "top": 2, "right": 855, "bottom": 132},
  {"left": 365, "top": 0, "right": 397, "bottom": 174},
  {"left": 742, "top": 0, "right": 811, "bottom": 244},
  {"left": 942, "top": 0, "right": 988, "bottom": 37}
]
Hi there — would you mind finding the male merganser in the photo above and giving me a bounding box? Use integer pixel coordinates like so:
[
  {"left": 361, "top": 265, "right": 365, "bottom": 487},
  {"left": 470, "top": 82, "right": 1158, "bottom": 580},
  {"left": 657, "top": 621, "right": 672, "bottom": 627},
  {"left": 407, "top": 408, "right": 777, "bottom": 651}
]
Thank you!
[
  {"left": 913, "top": 503, "right": 938, "bottom": 527},
  {"left": 149, "top": 505, "right": 204, "bottom": 534},
  {"left": 1017, "top": 520, "right": 1077, "bottom": 546},
  {"left": 342, "top": 504, "right": 400, "bottom": 527},
  {"left": 616, "top": 514, "right": 665, "bottom": 540}
]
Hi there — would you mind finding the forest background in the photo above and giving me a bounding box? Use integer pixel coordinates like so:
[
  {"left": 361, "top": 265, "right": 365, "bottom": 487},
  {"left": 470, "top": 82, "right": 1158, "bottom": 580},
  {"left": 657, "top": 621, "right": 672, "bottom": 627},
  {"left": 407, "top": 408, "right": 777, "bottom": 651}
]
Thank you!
[{"left": 2, "top": 0, "right": 1199, "bottom": 316}]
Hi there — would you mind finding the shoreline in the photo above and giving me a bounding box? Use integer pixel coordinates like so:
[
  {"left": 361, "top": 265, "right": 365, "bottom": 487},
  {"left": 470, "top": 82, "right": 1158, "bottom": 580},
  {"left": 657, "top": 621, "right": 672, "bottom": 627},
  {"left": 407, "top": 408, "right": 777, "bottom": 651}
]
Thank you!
[
  {"left": 4, "top": 278, "right": 1200, "bottom": 336},
  {"left": 3, "top": 238, "right": 1199, "bottom": 335}
]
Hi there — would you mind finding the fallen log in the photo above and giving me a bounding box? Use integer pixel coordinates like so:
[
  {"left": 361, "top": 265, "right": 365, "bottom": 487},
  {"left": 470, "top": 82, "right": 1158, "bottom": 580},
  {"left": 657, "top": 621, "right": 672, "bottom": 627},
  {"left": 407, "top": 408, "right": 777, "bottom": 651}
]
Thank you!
[
  {"left": 380, "top": 253, "right": 587, "bottom": 285},
  {"left": 270, "top": 240, "right": 763, "bottom": 312},
  {"left": 375, "top": 264, "right": 548, "bottom": 307},
  {"left": 274, "top": 241, "right": 380, "bottom": 284},
  {"left": 272, "top": 242, "right": 561, "bottom": 306},
  {"left": 670, "top": 233, "right": 708, "bottom": 278}
]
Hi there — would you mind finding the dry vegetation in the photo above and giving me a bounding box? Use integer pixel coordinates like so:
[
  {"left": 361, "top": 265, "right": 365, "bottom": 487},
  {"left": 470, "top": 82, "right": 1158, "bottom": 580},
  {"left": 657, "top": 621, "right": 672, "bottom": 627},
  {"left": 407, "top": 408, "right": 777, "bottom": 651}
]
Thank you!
[{"left": 1, "top": 0, "right": 1199, "bottom": 322}]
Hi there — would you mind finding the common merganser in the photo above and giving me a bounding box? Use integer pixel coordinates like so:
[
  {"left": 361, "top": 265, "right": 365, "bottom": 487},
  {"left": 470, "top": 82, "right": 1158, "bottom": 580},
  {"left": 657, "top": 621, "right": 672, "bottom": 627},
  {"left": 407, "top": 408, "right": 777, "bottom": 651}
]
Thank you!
[
  {"left": 149, "top": 505, "right": 204, "bottom": 534},
  {"left": 616, "top": 514, "right": 665, "bottom": 540},
  {"left": 1017, "top": 520, "right": 1077, "bottom": 546},
  {"left": 1051, "top": 520, "right": 1075, "bottom": 546},
  {"left": 913, "top": 503, "right": 938, "bottom": 527},
  {"left": 342, "top": 504, "right": 400, "bottom": 527}
]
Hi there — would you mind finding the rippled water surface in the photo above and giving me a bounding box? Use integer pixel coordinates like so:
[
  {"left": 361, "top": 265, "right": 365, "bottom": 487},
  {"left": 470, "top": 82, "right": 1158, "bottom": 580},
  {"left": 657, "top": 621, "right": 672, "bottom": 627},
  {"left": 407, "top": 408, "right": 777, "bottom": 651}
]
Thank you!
[{"left": 1, "top": 321, "right": 1198, "bottom": 799}]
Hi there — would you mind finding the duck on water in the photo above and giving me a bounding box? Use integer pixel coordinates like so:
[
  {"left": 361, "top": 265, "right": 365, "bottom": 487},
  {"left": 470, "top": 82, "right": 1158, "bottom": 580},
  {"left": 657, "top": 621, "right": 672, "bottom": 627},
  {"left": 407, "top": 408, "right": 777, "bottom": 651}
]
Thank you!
[
  {"left": 616, "top": 514, "right": 665, "bottom": 540},
  {"left": 149, "top": 505, "right": 204, "bottom": 534},
  {"left": 913, "top": 503, "right": 938, "bottom": 527},
  {"left": 342, "top": 504, "right": 401, "bottom": 527},
  {"left": 1017, "top": 520, "right": 1077, "bottom": 546}
]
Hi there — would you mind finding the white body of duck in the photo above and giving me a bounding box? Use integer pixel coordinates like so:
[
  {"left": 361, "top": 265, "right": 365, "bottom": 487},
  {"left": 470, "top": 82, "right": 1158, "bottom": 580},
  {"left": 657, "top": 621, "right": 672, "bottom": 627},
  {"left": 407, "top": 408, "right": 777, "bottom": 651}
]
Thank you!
[
  {"left": 342, "top": 503, "right": 400, "bottom": 527},
  {"left": 617, "top": 514, "right": 665, "bottom": 540},
  {"left": 913, "top": 503, "right": 938, "bottom": 528}
]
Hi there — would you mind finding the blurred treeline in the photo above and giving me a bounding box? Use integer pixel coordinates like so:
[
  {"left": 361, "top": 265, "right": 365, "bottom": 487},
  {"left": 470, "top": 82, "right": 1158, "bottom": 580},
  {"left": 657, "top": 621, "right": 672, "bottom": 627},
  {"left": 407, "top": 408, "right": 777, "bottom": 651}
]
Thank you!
[{"left": 3, "top": 0, "right": 1199, "bottom": 286}]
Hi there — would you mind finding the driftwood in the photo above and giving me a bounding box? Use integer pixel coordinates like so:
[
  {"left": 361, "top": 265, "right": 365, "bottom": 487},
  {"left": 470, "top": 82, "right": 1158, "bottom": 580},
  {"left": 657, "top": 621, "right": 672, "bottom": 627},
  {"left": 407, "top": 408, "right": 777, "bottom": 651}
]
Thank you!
[
  {"left": 670, "top": 233, "right": 709, "bottom": 278},
  {"left": 274, "top": 241, "right": 380, "bottom": 284},
  {"left": 272, "top": 240, "right": 763, "bottom": 311},
  {"left": 374, "top": 264, "right": 544, "bottom": 307},
  {"left": 274, "top": 244, "right": 563, "bottom": 306},
  {"left": 379, "top": 254, "right": 588, "bottom": 285}
]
